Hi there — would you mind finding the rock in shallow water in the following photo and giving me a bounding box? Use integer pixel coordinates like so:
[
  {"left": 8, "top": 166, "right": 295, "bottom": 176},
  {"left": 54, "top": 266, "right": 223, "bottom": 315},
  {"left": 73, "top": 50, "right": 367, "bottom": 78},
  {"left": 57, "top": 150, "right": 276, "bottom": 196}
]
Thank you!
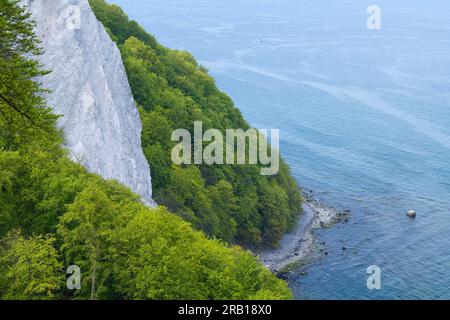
[
  {"left": 22, "top": 0, "right": 155, "bottom": 206},
  {"left": 407, "top": 210, "right": 417, "bottom": 218}
]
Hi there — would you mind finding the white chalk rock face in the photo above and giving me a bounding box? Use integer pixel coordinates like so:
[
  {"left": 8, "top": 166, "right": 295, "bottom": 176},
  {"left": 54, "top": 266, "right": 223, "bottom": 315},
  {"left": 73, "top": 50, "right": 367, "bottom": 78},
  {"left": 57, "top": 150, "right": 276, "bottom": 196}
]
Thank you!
[{"left": 23, "top": 0, "right": 155, "bottom": 206}]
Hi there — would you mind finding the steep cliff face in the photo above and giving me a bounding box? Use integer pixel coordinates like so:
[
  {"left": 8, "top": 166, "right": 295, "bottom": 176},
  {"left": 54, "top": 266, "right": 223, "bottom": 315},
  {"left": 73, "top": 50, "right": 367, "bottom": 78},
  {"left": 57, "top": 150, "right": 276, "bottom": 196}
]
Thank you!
[{"left": 22, "top": 0, "right": 155, "bottom": 205}]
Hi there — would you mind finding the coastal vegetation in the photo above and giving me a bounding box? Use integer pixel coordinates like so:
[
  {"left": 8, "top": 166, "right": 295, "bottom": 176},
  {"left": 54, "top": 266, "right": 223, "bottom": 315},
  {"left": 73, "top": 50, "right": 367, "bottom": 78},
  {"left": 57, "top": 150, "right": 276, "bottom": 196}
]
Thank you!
[
  {"left": 0, "top": 0, "right": 292, "bottom": 300},
  {"left": 89, "top": 0, "right": 303, "bottom": 249}
]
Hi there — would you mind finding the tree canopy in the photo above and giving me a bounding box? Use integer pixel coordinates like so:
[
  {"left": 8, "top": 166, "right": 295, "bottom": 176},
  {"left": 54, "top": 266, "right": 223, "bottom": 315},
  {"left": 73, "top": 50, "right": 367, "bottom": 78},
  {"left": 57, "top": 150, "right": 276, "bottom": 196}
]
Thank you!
[
  {"left": 0, "top": 0, "right": 59, "bottom": 150},
  {"left": 89, "top": 0, "right": 303, "bottom": 249}
]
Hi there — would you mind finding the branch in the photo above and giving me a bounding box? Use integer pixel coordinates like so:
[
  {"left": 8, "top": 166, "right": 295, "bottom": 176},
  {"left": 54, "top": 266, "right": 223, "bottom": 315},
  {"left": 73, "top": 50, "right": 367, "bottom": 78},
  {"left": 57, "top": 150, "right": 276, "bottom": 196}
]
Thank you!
[{"left": 0, "top": 92, "right": 35, "bottom": 124}]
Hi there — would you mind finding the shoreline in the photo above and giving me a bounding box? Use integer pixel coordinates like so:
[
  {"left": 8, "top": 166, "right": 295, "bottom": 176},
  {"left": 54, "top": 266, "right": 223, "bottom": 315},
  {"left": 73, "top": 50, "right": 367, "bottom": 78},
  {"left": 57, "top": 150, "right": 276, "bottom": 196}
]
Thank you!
[{"left": 259, "top": 197, "right": 349, "bottom": 273}]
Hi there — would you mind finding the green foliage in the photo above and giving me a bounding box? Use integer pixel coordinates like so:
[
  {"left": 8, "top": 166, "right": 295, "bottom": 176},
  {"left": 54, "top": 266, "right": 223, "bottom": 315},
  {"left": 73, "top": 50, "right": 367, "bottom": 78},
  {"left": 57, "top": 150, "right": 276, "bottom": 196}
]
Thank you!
[
  {"left": 0, "top": 144, "right": 86, "bottom": 235},
  {"left": 87, "top": 0, "right": 160, "bottom": 50},
  {"left": 58, "top": 184, "right": 120, "bottom": 300},
  {"left": 0, "top": 230, "right": 63, "bottom": 300},
  {"left": 89, "top": 0, "right": 303, "bottom": 248},
  {"left": 0, "top": 0, "right": 60, "bottom": 149},
  {"left": 0, "top": 141, "right": 292, "bottom": 300},
  {"left": 207, "top": 180, "right": 238, "bottom": 243},
  {"left": 111, "top": 207, "right": 291, "bottom": 300}
]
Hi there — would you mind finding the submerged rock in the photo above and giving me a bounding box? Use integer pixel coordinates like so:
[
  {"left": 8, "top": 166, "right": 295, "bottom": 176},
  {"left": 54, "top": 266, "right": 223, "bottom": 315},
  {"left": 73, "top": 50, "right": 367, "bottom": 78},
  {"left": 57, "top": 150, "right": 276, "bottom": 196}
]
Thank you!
[{"left": 22, "top": 0, "right": 155, "bottom": 205}]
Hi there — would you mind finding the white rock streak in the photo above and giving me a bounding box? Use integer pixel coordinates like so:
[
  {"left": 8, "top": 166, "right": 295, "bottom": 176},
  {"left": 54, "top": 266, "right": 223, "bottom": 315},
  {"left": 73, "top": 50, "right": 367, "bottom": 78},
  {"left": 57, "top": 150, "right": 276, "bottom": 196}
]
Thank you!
[{"left": 23, "top": 0, "right": 155, "bottom": 205}]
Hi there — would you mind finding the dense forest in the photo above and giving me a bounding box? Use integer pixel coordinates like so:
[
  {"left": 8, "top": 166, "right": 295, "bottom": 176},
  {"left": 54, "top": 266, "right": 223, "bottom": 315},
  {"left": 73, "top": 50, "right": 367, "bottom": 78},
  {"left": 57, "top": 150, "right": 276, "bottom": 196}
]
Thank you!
[
  {"left": 89, "top": 0, "right": 303, "bottom": 249},
  {"left": 0, "top": 0, "right": 292, "bottom": 300}
]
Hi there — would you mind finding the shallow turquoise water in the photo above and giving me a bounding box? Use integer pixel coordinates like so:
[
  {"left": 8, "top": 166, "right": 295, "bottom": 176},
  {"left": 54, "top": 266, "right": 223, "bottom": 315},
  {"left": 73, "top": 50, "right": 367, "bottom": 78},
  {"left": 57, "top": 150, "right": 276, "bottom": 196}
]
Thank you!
[{"left": 110, "top": 0, "right": 450, "bottom": 299}]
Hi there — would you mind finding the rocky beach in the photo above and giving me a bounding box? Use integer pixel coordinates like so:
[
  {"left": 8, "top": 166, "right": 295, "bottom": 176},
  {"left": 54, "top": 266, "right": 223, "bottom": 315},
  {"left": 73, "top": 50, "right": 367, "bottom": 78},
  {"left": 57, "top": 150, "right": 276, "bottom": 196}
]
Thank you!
[{"left": 259, "top": 192, "right": 350, "bottom": 273}]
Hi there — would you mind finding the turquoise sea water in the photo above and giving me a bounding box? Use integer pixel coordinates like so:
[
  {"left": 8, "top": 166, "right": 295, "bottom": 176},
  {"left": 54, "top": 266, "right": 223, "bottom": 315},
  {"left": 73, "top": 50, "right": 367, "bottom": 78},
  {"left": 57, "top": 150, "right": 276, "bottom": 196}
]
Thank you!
[{"left": 110, "top": 0, "right": 450, "bottom": 299}]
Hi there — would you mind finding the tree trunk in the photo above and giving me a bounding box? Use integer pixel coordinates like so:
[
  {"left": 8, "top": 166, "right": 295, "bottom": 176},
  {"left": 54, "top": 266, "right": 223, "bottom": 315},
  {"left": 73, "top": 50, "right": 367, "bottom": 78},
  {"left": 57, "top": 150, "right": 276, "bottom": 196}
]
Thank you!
[{"left": 90, "top": 260, "right": 96, "bottom": 300}]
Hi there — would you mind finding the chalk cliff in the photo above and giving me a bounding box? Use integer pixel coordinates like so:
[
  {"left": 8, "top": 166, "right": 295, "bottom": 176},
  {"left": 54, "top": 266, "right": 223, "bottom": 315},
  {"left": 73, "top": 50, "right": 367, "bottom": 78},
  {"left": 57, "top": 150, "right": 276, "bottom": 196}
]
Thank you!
[{"left": 23, "top": 0, "right": 155, "bottom": 205}]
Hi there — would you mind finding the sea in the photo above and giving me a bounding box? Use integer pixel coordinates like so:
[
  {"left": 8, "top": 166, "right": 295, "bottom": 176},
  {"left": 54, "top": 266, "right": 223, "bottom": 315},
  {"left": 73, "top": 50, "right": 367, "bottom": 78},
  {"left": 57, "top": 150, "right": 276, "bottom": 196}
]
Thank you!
[{"left": 110, "top": 0, "right": 450, "bottom": 299}]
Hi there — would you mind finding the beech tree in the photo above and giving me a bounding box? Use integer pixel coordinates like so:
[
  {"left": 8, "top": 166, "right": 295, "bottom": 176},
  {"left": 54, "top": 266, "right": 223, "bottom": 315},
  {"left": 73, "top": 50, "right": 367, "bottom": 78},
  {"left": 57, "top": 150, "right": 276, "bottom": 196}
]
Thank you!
[
  {"left": 0, "top": 230, "right": 63, "bottom": 299},
  {"left": 0, "top": 0, "right": 58, "bottom": 149},
  {"left": 57, "top": 184, "right": 117, "bottom": 300}
]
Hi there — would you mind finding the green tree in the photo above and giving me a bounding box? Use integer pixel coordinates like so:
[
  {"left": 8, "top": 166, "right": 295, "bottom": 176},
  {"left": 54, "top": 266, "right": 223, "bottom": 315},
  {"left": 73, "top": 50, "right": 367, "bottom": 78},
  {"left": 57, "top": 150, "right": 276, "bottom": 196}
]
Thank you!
[
  {"left": 0, "top": 230, "right": 63, "bottom": 300},
  {"left": 0, "top": 0, "right": 59, "bottom": 149},
  {"left": 110, "top": 207, "right": 292, "bottom": 300},
  {"left": 57, "top": 183, "right": 118, "bottom": 300},
  {"left": 208, "top": 180, "right": 238, "bottom": 242},
  {"left": 259, "top": 183, "right": 290, "bottom": 247}
]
